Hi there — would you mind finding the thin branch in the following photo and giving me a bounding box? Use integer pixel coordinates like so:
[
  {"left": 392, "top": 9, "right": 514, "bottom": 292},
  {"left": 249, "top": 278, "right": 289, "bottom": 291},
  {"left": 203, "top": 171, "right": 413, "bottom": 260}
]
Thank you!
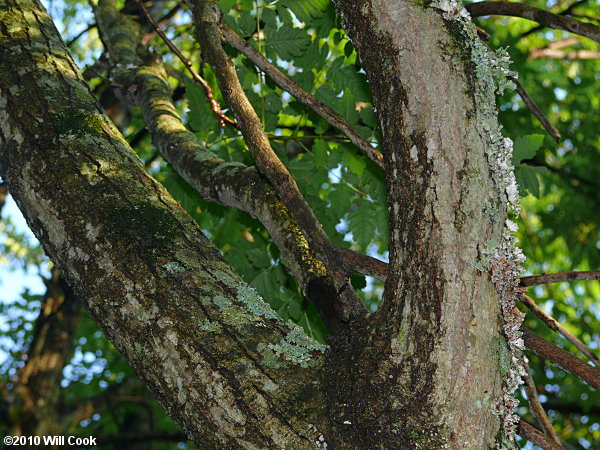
[
  {"left": 547, "top": 36, "right": 580, "bottom": 49},
  {"left": 0, "top": 181, "right": 7, "bottom": 217},
  {"left": 134, "top": 0, "right": 238, "bottom": 129},
  {"left": 66, "top": 23, "right": 95, "bottom": 47},
  {"left": 522, "top": 328, "right": 600, "bottom": 390},
  {"left": 190, "top": 1, "right": 368, "bottom": 327},
  {"left": 141, "top": 3, "right": 183, "bottom": 45},
  {"left": 510, "top": 75, "right": 561, "bottom": 142},
  {"left": 520, "top": 0, "right": 589, "bottom": 38},
  {"left": 521, "top": 270, "right": 600, "bottom": 286},
  {"left": 529, "top": 48, "right": 600, "bottom": 59},
  {"left": 521, "top": 295, "right": 600, "bottom": 366},
  {"left": 220, "top": 23, "right": 384, "bottom": 171},
  {"left": 522, "top": 358, "right": 562, "bottom": 445},
  {"left": 517, "top": 419, "right": 566, "bottom": 450},
  {"left": 466, "top": 1, "right": 600, "bottom": 44}
]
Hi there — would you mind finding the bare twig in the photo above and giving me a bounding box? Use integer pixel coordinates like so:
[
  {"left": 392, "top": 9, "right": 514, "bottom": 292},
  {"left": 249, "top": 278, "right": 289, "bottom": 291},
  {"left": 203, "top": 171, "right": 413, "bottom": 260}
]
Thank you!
[
  {"left": 220, "top": 23, "right": 384, "bottom": 170},
  {"left": 510, "top": 75, "right": 561, "bottom": 142},
  {"left": 521, "top": 358, "right": 562, "bottom": 445},
  {"left": 521, "top": 295, "right": 600, "bottom": 366},
  {"left": 66, "top": 23, "right": 96, "bottom": 47},
  {"left": 517, "top": 419, "right": 566, "bottom": 450},
  {"left": 141, "top": 3, "right": 183, "bottom": 45},
  {"left": 529, "top": 48, "right": 600, "bottom": 59},
  {"left": 467, "top": 1, "right": 600, "bottom": 44},
  {"left": 134, "top": 0, "right": 238, "bottom": 129},
  {"left": 522, "top": 328, "right": 600, "bottom": 390},
  {"left": 547, "top": 36, "right": 580, "bottom": 49},
  {"left": 521, "top": 270, "right": 600, "bottom": 286}
]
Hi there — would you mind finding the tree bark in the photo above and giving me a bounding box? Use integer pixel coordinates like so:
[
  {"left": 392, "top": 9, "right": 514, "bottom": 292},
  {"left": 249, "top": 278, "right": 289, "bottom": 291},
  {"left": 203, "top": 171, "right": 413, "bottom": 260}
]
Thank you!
[
  {"left": 0, "top": 0, "right": 529, "bottom": 447},
  {"left": 325, "top": 1, "right": 525, "bottom": 447},
  {"left": 0, "top": 0, "right": 327, "bottom": 446}
]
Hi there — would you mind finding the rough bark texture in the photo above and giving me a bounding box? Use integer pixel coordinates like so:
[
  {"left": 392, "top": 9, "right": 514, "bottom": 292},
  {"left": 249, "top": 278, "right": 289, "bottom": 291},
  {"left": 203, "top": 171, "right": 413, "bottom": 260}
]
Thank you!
[
  {"left": 0, "top": 0, "right": 328, "bottom": 446},
  {"left": 325, "top": 1, "right": 516, "bottom": 447},
  {"left": 0, "top": 0, "right": 527, "bottom": 447}
]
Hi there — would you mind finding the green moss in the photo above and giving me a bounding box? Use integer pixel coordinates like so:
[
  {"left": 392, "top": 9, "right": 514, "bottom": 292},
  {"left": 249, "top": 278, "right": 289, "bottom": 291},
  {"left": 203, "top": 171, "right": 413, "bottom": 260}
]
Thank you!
[
  {"left": 108, "top": 202, "right": 179, "bottom": 254},
  {"left": 52, "top": 108, "right": 105, "bottom": 138}
]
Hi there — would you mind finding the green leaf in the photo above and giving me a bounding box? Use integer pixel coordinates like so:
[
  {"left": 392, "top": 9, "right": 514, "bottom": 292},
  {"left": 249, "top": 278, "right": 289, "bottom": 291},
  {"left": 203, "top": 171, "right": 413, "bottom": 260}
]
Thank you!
[
  {"left": 313, "top": 139, "right": 329, "bottom": 167},
  {"left": 512, "top": 134, "right": 544, "bottom": 164},
  {"left": 236, "top": 11, "right": 256, "bottom": 36},
  {"left": 279, "top": 0, "right": 329, "bottom": 22},
  {"left": 185, "top": 79, "right": 218, "bottom": 135},
  {"left": 265, "top": 24, "right": 311, "bottom": 61},
  {"left": 342, "top": 147, "right": 366, "bottom": 177},
  {"left": 348, "top": 199, "right": 376, "bottom": 249},
  {"left": 514, "top": 165, "right": 547, "bottom": 198}
]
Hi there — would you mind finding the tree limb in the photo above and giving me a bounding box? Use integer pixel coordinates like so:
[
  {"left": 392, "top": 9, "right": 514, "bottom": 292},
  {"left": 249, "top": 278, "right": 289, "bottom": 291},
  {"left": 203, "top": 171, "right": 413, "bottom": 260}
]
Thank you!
[
  {"left": 0, "top": 0, "right": 328, "bottom": 444},
  {"left": 509, "top": 75, "right": 561, "bottom": 142},
  {"left": 520, "top": 0, "right": 589, "bottom": 38},
  {"left": 219, "top": 23, "right": 384, "bottom": 171},
  {"left": 522, "top": 358, "right": 562, "bottom": 445},
  {"left": 521, "top": 270, "right": 600, "bottom": 286},
  {"left": 517, "top": 419, "right": 566, "bottom": 450},
  {"left": 523, "top": 329, "right": 600, "bottom": 390},
  {"left": 529, "top": 48, "right": 600, "bottom": 59},
  {"left": 521, "top": 295, "right": 599, "bottom": 366},
  {"left": 134, "top": 0, "right": 238, "bottom": 129},
  {"left": 187, "top": 0, "right": 368, "bottom": 327},
  {"left": 466, "top": 1, "right": 600, "bottom": 44}
]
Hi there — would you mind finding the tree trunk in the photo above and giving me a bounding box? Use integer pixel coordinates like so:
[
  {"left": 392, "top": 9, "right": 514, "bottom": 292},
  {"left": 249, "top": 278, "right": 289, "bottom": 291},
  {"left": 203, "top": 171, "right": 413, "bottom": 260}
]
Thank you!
[{"left": 0, "top": 0, "right": 526, "bottom": 447}]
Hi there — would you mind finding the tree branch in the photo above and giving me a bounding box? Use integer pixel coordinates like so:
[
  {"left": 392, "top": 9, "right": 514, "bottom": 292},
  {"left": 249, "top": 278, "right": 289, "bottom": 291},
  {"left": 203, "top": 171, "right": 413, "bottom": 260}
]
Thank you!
[
  {"left": 0, "top": 0, "right": 328, "bottom": 444},
  {"left": 521, "top": 295, "right": 599, "bottom": 366},
  {"left": 188, "top": 0, "right": 368, "bottom": 327},
  {"left": 521, "top": 270, "right": 600, "bottom": 286},
  {"left": 134, "top": 0, "right": 238, "bottom": 129},
  {"left": 517, "top": 419, "right": 566, "bottom": 450},
  {"left": 0, "top": 181, "right": 7, "bottom": 216},
  {"left": 509, "top": 75, "right": 561, "bottom": 142},
  {"left": 219, "top": 23, "right": 384, "bottom": 171},
  {"left": 522, "top": 358, "right": 562, "bottom": 445},
  {"left": 466, "top": 1, "right": 600, "bottom": 44},
  {"left": 520, "top": 0, "right": 589, "bottom": 38},
  {"left": 522, "top": 329, "right": 600, "bottom": 390},
  {"left": 529, "top": 47, "right": 600, "bottom": 59}
]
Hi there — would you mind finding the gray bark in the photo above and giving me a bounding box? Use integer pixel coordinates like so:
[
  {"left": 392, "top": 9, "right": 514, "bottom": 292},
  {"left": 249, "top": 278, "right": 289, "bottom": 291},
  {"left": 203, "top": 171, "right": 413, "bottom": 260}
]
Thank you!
[
  {"left": 0, "top": 0, "right": 526, "bottom": 447},
  {"left": 0, "top": 0, "right": 327, "bottom": 447}
]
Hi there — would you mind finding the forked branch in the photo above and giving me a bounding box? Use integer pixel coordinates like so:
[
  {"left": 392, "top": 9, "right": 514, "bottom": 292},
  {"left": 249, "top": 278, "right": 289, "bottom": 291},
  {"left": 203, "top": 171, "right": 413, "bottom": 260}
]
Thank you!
[
  {"left": 521, "top": 358, "right": 562, "bottom": 445},
  {"left": 220, "top": 23, "right": 385, "bottom": 170}
]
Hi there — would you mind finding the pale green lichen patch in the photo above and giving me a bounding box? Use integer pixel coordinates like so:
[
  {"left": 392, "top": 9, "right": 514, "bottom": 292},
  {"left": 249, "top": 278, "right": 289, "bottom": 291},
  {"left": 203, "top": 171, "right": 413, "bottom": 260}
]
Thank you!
[
  {"left": 235, "top": 285, "right": 279, "bottom": 320},
  {"left": 198, "top": 318, "right": 222, "bottom": 332},
  {"left": 162, "top": 261, "right": 185, "bottom": 274},
  {"left": 259, "top": 329, "right": 328, "bottom": 369},
  {"left": 212, "top": 295, "right": 232, "bottom": 308}
]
